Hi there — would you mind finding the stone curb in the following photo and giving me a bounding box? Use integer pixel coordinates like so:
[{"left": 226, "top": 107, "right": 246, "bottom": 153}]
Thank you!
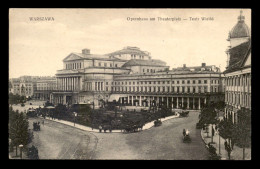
[{"left": 38, "top": 114, "right": 179, "bottom": 134}]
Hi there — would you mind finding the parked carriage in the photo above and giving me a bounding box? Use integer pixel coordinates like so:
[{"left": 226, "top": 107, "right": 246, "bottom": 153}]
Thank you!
[
  {"left": 154, "top": 119, "right": 162, "bottom": 127},
  {"left": 179, "top": 111, "right": 189, "bottom": 117},
  {"left": 33, "top": 122, "right": 41, "bottom": 131},
  {"left": 102, "top": 124, "right": 112, "bottom": 133},
  {"left": 182, "top": 129, "right": 191, "bottom": 143},
  {"left": 27, "top": 109, "right": 37, "bottom": 117}
]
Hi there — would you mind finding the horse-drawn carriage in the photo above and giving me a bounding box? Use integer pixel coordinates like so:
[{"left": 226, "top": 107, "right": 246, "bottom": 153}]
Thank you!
[
  {"left": 100, "top": 124, "right": 112, "bottom": 133},
  {"left": 122, "top": 122, "right": 144, "bottom": 133},
  {"left": 33, "top": 122, "right": 41, "bottom": 131},
  {"left": 179, "top": 111, "right": 189, "bottom": 117},
  {"left": 154, "top": 119, "right": 162, "bottom": 127},
  {"left": 182, "top": 129, "right": 191, "bottom": 143}
]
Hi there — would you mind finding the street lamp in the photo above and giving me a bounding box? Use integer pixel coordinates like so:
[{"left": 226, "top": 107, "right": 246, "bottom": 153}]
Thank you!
[
  {"left": 74, "top": 112, "right": 77, "bottom": 126},
  {"left": 19, "top": 144, "right": 23, "bottom": 159}
]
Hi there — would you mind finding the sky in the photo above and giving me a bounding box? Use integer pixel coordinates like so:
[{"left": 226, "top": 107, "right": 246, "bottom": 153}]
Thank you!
[{"left": 9, "top": 8, "right": 251, "bottom": 78}]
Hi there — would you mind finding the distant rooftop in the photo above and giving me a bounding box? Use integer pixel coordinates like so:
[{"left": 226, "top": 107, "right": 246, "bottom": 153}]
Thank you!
[
  {"left": 107, "top": 46, "right": 150, "bottom": 56},
  {"left": 122, "top": 59, "right": 167, "bottom": 67}
]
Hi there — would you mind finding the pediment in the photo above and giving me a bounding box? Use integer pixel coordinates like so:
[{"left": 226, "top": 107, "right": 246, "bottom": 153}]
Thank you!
[{"left": 63, "top": 53, "right": 83, "bottom": 62}]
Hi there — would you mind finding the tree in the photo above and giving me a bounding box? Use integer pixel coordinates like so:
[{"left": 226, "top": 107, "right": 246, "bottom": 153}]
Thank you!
[
  {"left": 233, "top": 108, "right": 251, "bottom": 160},
  {"left": 9, "top": 107, "right": 30, "bottom": 157},
  {"left": 199, "top": 103, "right": 218, "bottom": 143},
  {"left": 218, "top": 119, "right": 236, "bottom": 160}
]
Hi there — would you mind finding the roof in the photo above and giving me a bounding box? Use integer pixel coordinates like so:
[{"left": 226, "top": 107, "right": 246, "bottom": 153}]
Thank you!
[
  {"left": 63, "top": 53, "right": 125, "bottom": 62},
  {"left": 175, "top": 65, "right": 215, "bottom": 71},
  {"left": 224, "top": 41, "right": 251, "bottom": 73},
  {"left": 107, "top": 46, "right": 149, "bottom": 56},
  {"left": 122, "top": 59, "right": 167, "bottom": 67},
  {"left": 230, "top": 12, "right": 250, "bottom": 38}
]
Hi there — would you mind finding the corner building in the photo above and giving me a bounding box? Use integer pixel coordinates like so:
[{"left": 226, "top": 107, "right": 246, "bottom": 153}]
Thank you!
[
  {"left": 224, "top": 11, "right": 251, "bottom": 123},
  {"left": 51, "top": 46, "right": 224, "bottom": 109}
]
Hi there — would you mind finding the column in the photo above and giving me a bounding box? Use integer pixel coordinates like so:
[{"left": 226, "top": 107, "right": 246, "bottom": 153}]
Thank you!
[
  {"left": 198, "top": 97, "right": 201, "bottom": 110},
  {"left": 74, "top": 77, "right": 76, "bottom": 91},
  {"left": 64, "top": 78, "right": 66, "bottom": 91},
  {"left": 153, "top": 96, "right": 155, "bottom": 106},
  {"left": 172, "top": 97, "right": 174, "bottom": 109},
  {"left": 72, "top": 77, "right": 74, "bottom": 91},
  {"left": 70, "top": 78, "right": 72, "bottom": 91},
  {"left": 68, "top": 78, "right": 70, "bottom": 91},
  {"left": 79, "top": 77, "right": 82, "bottom": 90},
  {"left": 61, "top": 78, "right": 63, "bottom": 90},
  {"left": 187, "top": 97, "right": 189, "bottom": 109},
  {"left": 63, "top": 78, "right": 65, "bottom": 91},
  {"left": 182, "top": 97, "right": 184, "bottom": 108},
  {"left": 167, "top": 97, "right": 169, "bottom": 108},
  {"left": 162, "top": 97, "right": 164, "bottom": 104},
  {"left": 177, "top": 97, "right": 179, "bottom": 109},
  {"left": 128, "top": 95, "right": 129, "bottom": 104},
  {"left": 63, "top": 95, "right": 66, "bottom": 105},
  {"left": 204, "top": 97, "right": 206, "bottom": 105},
  {"left": 193, "top": 97, "right": 195, "bottom": 109},
  {"left": 73, "top": 77, "right": 75, "bottom": 91},
  {"left": 75, "top": 77, "right": 78, "bottom": 90},
  {"left": 139, "top": 96, "right": 142, "bottom": 106}
]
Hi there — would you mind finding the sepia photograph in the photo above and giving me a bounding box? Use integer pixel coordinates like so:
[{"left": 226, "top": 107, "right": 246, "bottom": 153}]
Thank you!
[{"left": 8, "top": 8, "right": 251, "bottom": 160}]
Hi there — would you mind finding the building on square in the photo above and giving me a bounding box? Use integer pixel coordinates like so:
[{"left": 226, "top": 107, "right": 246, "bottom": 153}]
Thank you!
[
  {"left": 224, "top": 11, "right": 251, "bottom": 123},
  {"left": 51, "top": 46, "right": 224, "bottom": 109},
  {"left": 10, "top": 76, "right": 35, "bottom": 98},
  {"left": 33, "top": 76, "right": 57, "bottom": 100},
  {"left": 9, "top": 75, "right": 57, "bottom": 100},
  {"left": 113, "top": 63, "right": 224, "bottom": 109}
]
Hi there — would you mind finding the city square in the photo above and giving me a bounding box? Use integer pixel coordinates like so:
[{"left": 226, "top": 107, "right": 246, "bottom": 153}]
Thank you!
[{"left": 9, "top": 9, "right": 251, "bottom": 160}]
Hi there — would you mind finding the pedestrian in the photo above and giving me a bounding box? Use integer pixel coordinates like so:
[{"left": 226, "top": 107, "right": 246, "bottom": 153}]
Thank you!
[
  {"left": 226, "top": 144, "right": 231, "bottom": 160},
  {"left": 212, "top": 127, "right": 215, "bottom": 137},
  {"left": 224, "top": 140, "right": 227, "bottom": 150},
  {"left": 99, "top": 125, "right": 102, "bottom": 133},
  {"left": 183, "top": 129, "right": 186, "bottom": 136},
  {"left": 42, "top": 120, "right": 44, "bottom": 126}
]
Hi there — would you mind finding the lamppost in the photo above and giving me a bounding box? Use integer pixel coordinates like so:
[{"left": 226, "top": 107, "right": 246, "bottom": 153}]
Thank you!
[
  {"left": 74, "top": 112, "right": 77, "bottom": 126},
  {"left": 19, "top": 144, "right": 23, "bottom": 159}
]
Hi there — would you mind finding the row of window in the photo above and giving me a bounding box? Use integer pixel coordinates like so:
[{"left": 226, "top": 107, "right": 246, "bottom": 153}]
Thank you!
[
  {"left": 37, "top": 87, "right": 56, "bottom": 90},
  {"left": 142, "top": 69, "right": 162, "bottom": 73},
  {"left": 131, "top": 54, "right": 144, "bottom": 59},
  {"left": 113, "top": 79, "right": 219, "bottom": 85},
  {"left": 226, "top": 74, "right": 251, "bottom": 87},
  {"left": 226, "top": 92, "right": 251, "bottom": 108},
  {"left": 97, "top": 62, "right": 118, "bottom": 67},
  {"left": 66, "top": 62, "right": 82, "bottom": 70},
  {"left": 112, "top": 86, "right": 219, "bottom": 93}
]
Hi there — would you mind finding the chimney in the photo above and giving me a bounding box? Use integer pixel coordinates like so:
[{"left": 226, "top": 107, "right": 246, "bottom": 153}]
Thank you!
[
  {"left": 202, "top": 63, "right": 206, "bottom": 67},
  {"left": 183, "top": 64, "right": 186, "bottom": 68},
  {"left": 82, "top": 48, "right": 90, "bottom": 55}
]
